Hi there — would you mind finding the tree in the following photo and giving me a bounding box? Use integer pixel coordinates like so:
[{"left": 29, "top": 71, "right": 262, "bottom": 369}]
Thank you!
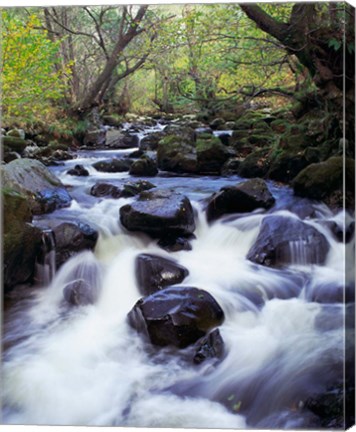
[
  {"left": 1, "top": 10, "right": 68, "bottom": 123},
  {"left": 239, "top": 3, "right": 355, "bottom": 139}
]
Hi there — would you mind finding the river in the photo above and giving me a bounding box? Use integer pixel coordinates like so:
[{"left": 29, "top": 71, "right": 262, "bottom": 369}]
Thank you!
[{"left": 2, "top": 122, "right": 354, "bottom": 428}]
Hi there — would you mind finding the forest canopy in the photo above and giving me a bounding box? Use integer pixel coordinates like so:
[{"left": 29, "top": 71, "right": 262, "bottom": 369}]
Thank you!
[{"left": 0, "top": 2, "right": 354, "bottom": 132}]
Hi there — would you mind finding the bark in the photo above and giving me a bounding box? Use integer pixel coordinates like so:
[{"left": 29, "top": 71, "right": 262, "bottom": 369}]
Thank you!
[{"left": 77, "top": 6, "right": 148, "bottom": 112}]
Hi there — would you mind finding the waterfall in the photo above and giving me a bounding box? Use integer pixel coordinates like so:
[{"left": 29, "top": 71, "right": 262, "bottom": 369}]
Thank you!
[{"left": 34, "top": 229, "right": 56, "bottom": 287}]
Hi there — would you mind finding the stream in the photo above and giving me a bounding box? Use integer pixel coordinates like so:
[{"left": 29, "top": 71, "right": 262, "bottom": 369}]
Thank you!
[{"left": 2, "top": 122, "right": 354, "bottom": 428}]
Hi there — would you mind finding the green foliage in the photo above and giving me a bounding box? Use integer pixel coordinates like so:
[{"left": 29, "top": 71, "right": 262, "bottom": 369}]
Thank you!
[{"left": 1, "top": 10, "right": 70, "bottom": 123}]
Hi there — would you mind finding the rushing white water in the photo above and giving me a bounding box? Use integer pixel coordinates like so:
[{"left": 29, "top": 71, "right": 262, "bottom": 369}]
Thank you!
[{"left": 2, "top": 129, "right": 354, "bottom": 429}]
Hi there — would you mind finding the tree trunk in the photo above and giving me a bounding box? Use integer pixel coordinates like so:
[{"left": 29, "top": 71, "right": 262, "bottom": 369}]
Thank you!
[{"left": 76, "top": 6, "right": 148, "bottom": 112}]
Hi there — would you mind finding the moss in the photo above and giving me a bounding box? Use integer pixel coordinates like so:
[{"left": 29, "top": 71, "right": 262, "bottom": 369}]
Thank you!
[{"left": 196, "top": 137, "right": 221, "bottom": 152}]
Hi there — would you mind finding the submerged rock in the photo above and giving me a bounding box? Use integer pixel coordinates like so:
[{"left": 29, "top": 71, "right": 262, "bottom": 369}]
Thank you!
[
  {"left": 127, "top": 286, "right": 225, "bottom": 348},
  {"left": 135, "top": 254, "right": 189, "bottom": 296},
  {"left": 1, "top": 158, "right": 72, "bottom": 214},
  {"left": 90, "top": 182, "right": 122, "bottom": 198},
  {"left": 247, "top": 215, "right": 330, "bottom": 267},
  {"left": 157, "top": 234, "right": 193, "bottom": 252},
  {"left": 92, "top": 158, "right": 133, "bottom": 173},
  {"left": 120, "top": 189, "right": 195, "bottom": 237},
  {"left": 206, "top": 178, "right": 275, "bottom": 222},
  {"left": 67, "top": 164, "right": 89, "bottom": 176},
  {"left": 62, "top": 253, "right": 102, "bottom": 306},
  {"left": 193, "top": 328, "right": 225, "bottom": 364}
]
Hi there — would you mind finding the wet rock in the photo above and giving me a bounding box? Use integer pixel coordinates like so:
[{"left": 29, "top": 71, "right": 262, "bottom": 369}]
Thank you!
[
  {"left": 90, "top": 182, "right": 122, "bottom": 198},
  {"left": 2, "top": 189, "right": 42, "bottom": 290},
  {"left": 135, "top": 254, "right": 189, "bottom": 296},
  {"left": 304, "top": 383, "right": 355, "bottom": 429},
  {"left": 127, "top": 286, "right": 225, "bottom": 348},
  {"left": 237, "top": 148, "right": 272, "bottom": 178},
  {"left": 196, "top": 136, "right": 230, "bottom": 174},
  {"left": 67, "top": 164, "right": 89, "bottom": 177},
  {"left": 38, "top": 220, "right": 98, "bottom": 268},
  {"left": 268, "top": 152, "right": 309, "bottom": 183},
  {"left": 140, "top": 132, "right": 165, "bottom": 151},
  {"left": 321, "top": 220, "right": 355, "bottom": 243},
  {"left": 305, "top": 282, "right": 355, "bottom": 304},
  {"left": 83, "top": 129, "right": 106, "bottom": 147},
  {"left": 157, "top": 234, "right": 193, "bottom": 252},
  {"left": 62, "top": 253, "right": 102, "bottom": 306},
  {"left": 3, "top": 151, "right": 21, "bottom": 163},
  {"left": 120, "top": 189, "right": 196, "bottom": 237},
  {"left": 206, "top": 178, "right": 275, "bottom": 222},
  {"left": 1, "top": 158, "right": 72, "bottom": 214},
  {"left": 92, "top": 158, "right": 133, "bottom": 172},
  {"left": 193, "top": 329, "right": 225, "bottom": 364},
  {"left": 129, "top": 156, "right": 158, "bottom": 177},
  {"left": 106, "top": 129, "right": 139, "bottom": 149},
  {"left": 128, "top": 149, "right": 145, "bottom": 158},
  {"left": 247, "top": 215, "right": 330, "bottom": 267},
  {"left": 120, "top": 180, "right": 156, "bottom": 197},
  {"left": 157, "top": 128, "right": 198, "bottom": 174},
  {"left": 217, "top": 133, "right": 231, "bottom": 146},
  {"left": 2, "top": 136, "right": 30, "bottom": 154},
  {"left": 293, "top": 157, "right": 355, "bottom": 209},
  {"left": 221, "top": 158, "right": 241, "bottom": 176}
]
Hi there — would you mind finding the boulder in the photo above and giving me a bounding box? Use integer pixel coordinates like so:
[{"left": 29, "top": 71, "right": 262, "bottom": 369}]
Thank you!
[
  {"left": 127, "top": 286, "right": 224, "bottom": 348},
  {"left": 1, "top": 158, "right": 72, "bottom": 214},
  {"left": 292, "top": 157, "right": 355, "bottom": 209},
  {"left": 221, "top": 158, "right": 241, "bottom": 176},
  {"left": 237, "top": 148, "right": 272, "bottom": 178},
  {"left": 267, "top": 152, "right": 309, "bottom": 183},
  {"left": 90, "top": 182, "right": 122, "bottom": 198},
  {"left": 2, "top": 136, "right": 29, "bottom": 154},
  {"left": 120, "top": 189, "right": 196, "bottom": 237},
  {"left": 140, "top": 132, "right": 165, "bottom": 151},
  {"left": 2, "top": 189, "right": 42, "bottom": 290},
  {"left": 106, "top": 129, "right": 139, "bottom": 149},
  {"left": 83, "top": 129, "right": 106, "bottom": 147},
  {"left": 92, "top": 158, "right": 133, "bottom": 172},
  {"left": 157, "top": 129, "right": 198, "bottom": 174},
  {"left": 157, "top": 234, "right": 193, "bottom": 252},
  {"left": 120, "top": 180, "right": 156, "bottom": 197},
  {"left": 129, "top": 156, "right": 158, "bottom": 177},
  {"left": 196, "top": 136, "right": 230, "bottom": 174},
  {"left": 206, "top": 178, "right": 275, "bottom": 222},
  {"left": 135, "top": 254, "right": 189, "bottom": 296},
  {"left": 67, "top": 164, "right": 89, "bottom": 176},
  {"left": 246, "top": 215, "right": 330, "bottom": 267},
  {"left": 37, "top": 220, "right": 99, "bottom": 268}
]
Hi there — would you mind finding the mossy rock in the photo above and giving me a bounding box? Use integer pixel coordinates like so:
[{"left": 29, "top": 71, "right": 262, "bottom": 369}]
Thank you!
[
  {"left": 292, "top": 156, "right": 355, "bottom": 209},
  {"left": 102, "top": 114, "right": 123, "bottom": 127},
  {"left": 196, "top": 137, "right": 230, "bottom": 174},
  {"left": 48, "top": 141, "right": 69, "bottom": 151},
  {"left": 268, "top": 150, "right": 309, "bottom": 183},
  {"left": 157, "top": 133, "right": 197, "bottom": 174},
  {"left": 237, "top": 148, "right": 272, "bottom": 178},
  {"left": 2, "top": 188, "right": 42, "bottom": 290},
  {"left": 2, "top": 136, "right": 29, "bottom": 153},
  {"left": 2, "top": 158, "right": 72, "bottom": 214}
]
